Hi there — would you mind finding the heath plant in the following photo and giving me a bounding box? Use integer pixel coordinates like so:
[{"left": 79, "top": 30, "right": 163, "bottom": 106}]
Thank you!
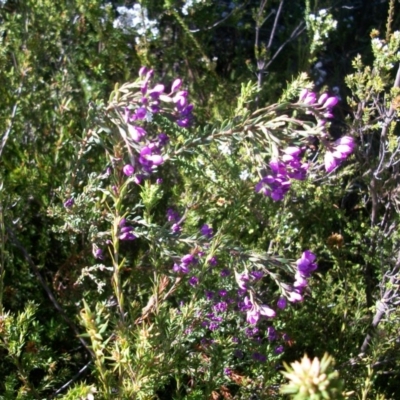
[{"left": 41, "top": 64, "right": 357, "bottom": 398}]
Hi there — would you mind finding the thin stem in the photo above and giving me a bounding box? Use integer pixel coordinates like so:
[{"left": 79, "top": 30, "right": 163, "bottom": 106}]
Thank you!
[
  {"left": 386, "top": 0, "right": 395, "bottom": 42},
  {"left": 50, "top": 361, "right": 92, "bottom": 398},
  {"left": 0, "top": 83, "right": 23, "bottom": 158},
  {"left": 359, "top": 252, "right": 400, "bottom": 354},
  {"left": 267, "top": 0, "right": 284, "bottom": 50},
  {"left": 189, "top": 1, "right": 249, "bottom": 33},
  {"left": 265, "top": 22, "right": 306, "bottom": 70},
  {"left": 112, "top": 217, "right": 125, "bottom": 322}
]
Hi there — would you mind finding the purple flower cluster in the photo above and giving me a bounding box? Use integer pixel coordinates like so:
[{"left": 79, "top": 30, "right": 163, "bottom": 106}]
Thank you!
[
  {"left": 255, "top": 146, "right": 308, "bottom": 201},
  {"left": 118, "top": 218, "right": 136, "bottom": 241},
  {"left": 324, "top": 136, "right": 355, "bottom": 172},
  {"left": 120, "top": 68, "right": 193, "bottom": 180},
  {"left": 299, "top": 89, "right": 339, "bottom": 121},
  {"left": 297, "top": 90, "right": 355, "bottom": 172},
  {"left": 136, "top": 67, "right": 194, "bottom": 127},
  {"left": 200, "top": 223, "right": 213, "bottom": 239},
  {"left": 172, "top": 254, "right": 197, "bottom": 274},
  {"left": 63, "top": 198, "right": 74, "bottom": 208},
  {"left": 244, "top": 297, "right": 276, "bottom": 325},
  {"left": 92, "top": 245, "right": 104, "bottom": 260},
  {"left": 288, "top": 250, "right": 318, "bottom": 303},
  {"left": 166, "top": 208, "right": 182, "bottom": 233}
]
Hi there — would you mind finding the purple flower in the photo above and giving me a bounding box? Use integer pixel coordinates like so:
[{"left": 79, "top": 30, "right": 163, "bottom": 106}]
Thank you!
[
  {"left": 267, "top": 326, "right": 277, "bottom": 341},
  {"left": 296, "top": 250, "right": 317, "bottom": 277},
  {"left": 176, "top": 118, "right": 190, "bottom": 128},
  {"left": 324, "top": 151, "right": 339, "bottom": 173},
  {"left": 200, "top": 224, "right": 213, "bottom": 239},
  {"left": 246, "top": 306, "right": 260, "bottom": 325},
  {"left": 283, "top": 146, "right": 302, "bottom": 158},
  {"left": 173, "top": 263, "right": 190, "bottom": 274},
  {"left": 245, "top": 300, "right": 276, "bottom": 324},
  {"left": 63, "top": 198, "right": 74, "bottom": 208},
  {"left": 189, "top": 276, "right": 199, "bottom": 286},
  {"left": 119, "top": 225, "right": 137, "bottom": 240},
  {"left": 251, "top": 270, "right": 264, "bottom": 280},
  {"left": 181, "top": 254, "right": 195, "bottom": 265},
  {"left": 224, "top": 367, "right": 232, "bottom": 376},
  {"left": 205, "top": 290, "right": 214, "bottom": 300},
  {"left": 245, "top": 327, "right": 256, "bottom": 337},
  {"left": 139, "top": 145, "right": 164, "bottom": 171},
  {"left": 255, "top": 172, "right": 291, "bottom": 201},
  {"left": 173, "top": 254, "right": 197, "bottom": 274},
  {"left": 128, "top": 125, "right": 146, "bottom": 142},
  {"left": 92, "top": 246, "right": 104, "bottom": 260},
  {"left": 274, "top": 345, "right": 284, "bottom": 355},
  {"left": 239, "top": 296, "right": 252, "bottom": 312},
  {"left": 318, "top": 93, "right": 329, "bottom": 105},
  {"left": 299, "top": 88, "right": 309, "bottom": 101},
  {"left": 119, "top": 231, "right": 136, "bottom": 241},
  {"left": 139, "top": 66, "right": 147, "bottom": 77},
  {"left": 135, "top": 107, "right": 147, "bottom": 120},
  {"left": 123, "top": 164, "right": 134, "bottom": 176},
  {"left": 167, "top": 208, "right": 180, "bottom": 222},
  {"left": 294, "top": 272, "right": 308, "bottom": 288},
  {"left": 148, "top": 84, "right": 165, "bottom": 99},
  {"left": 252, "top": 352, "right": 266, "bottom": 362},
  {"left": 171, "top": 223, "right": 181, "bottom": 234},
  {"left": 322, "top": 96, "right": 339, "bottom": 109},
  {"left": 181, "top": 104, "right": 194, "bottom": 116},
  {"left": 214, "top": 301, "right": 228, "bottom": 313},
  {"left": 157, "top": 133, "right": 169, "bottom": 146},
  {"left": 218, "top": 289, "right": 227, "bottom": 297},
  {"left": 133, "top": 174, "right": 142, "bottom": 185},
  {"left": 171, "top": 78, "right": 182, "bottom": 93},
  {"left": 325, "top": 136, "right": 355, "bottom": 172},
  {"left": 259, "top": 304, "right": 276, "bottom": 318},
  {"left": 220, "top": 268, "right": 231, "bottom": 277},
  {"left": 235, "top": 271, "right": 249, "bottom": 290},
  {"left": 277, "top": 297, "right": 287, "bottom": 310},
  {"left": 208, "top": 256, "right": 218, "bottom": 266},
  {"left": 288, "top": 290, "right": 303, "bottom": 303},
  {"left": 208, "top": 321, "right": 219, "bottom": 331},
  {"left": 303, "top": 92, "right": 317, "bottom": 105}
]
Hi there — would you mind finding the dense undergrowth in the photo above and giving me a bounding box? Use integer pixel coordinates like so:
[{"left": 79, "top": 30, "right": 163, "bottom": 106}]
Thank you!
[{"left": 1, "top": 1, "right": 400, "bottom": 399}]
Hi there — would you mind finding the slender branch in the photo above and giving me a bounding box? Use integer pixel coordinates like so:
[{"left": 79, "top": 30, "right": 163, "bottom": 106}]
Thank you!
[
  {"left": 6, "top": 225, "right": 94, "bottom": 359},
  {"left": 0, "top": 83, "right": 23, "bottom": 158},
  {"left": 255, "top": 0, "right": 269, "bottom": 92},
  {"left": 359, "top": 251, "right": 400, "bottom": 354},
  {"left": 267, "top": 0, "right": 284, "bottom": 50},
  {"left": 386, "top": 0, "right": 395, "bottom": 42},
  {"left": 265, "top": 22, "right": 306, "bottom": 70},
  {"left": 189, "top": 1, "right": 248, "bottom": 33},
  {"left": 379, "top": 63, "right": 400, "bottom": 140},
  {"left": 50, "top": 361, "right": 92, "bottom": 398}
]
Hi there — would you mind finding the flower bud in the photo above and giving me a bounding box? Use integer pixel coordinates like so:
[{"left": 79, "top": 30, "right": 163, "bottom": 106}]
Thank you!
[
  {"left": 171, "top": 78, "right": 182, "bottom": 92},
  {"left": 323, "top": 96, "right": 339, "bottom": 109},
  {"left": 318, "top": 93, "right": 329, "bottom": 105},
  {"left": 123, "top": 164, "right": 134, "bottom": 176}
]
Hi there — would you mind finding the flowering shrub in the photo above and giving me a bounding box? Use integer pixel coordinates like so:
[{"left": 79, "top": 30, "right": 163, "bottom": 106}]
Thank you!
[
  {"left": 43, "top": 66, "right": 355, "bottom": 397},
  {"left": 1, "top": 1, "right": 400, "bottom": 399}
]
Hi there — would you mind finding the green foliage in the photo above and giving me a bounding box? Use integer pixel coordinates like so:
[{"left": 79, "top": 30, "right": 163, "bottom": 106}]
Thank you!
[{"left": 1, "top": 0, "right": 400, "bottom": 399}]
